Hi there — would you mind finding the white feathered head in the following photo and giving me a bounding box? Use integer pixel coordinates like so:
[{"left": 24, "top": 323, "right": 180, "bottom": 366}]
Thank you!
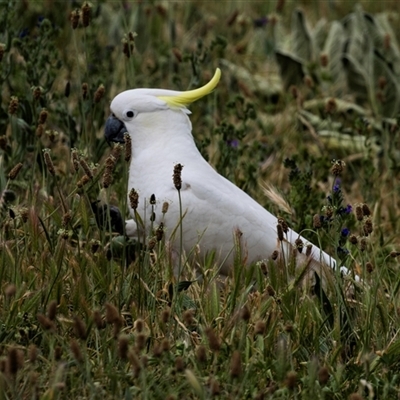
[{"left": 104, "top": 68, "right": 221, "bottom": 143}]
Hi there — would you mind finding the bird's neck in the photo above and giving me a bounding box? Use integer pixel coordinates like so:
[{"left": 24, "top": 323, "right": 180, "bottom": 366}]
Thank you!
[{"left": 130, "top": 109, "right": 203, "bottom": 164}]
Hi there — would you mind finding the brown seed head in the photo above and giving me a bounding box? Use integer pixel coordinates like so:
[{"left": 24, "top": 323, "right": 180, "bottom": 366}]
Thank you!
[
  {"left": 277, "top": 224, "right": 284, "bottom": 241},
  {"left": 70, "top": 9, "right": 80, "bottom": 29},
  {"left": 129, "top": 188, "right": 139, "bottom": 210},
  {"left": 196, "top": 345, "right": 207, "bottom": 364},
  {"left": 8, "top": 163, "right": 23, "bottom": 180},
  {"left": 65, "top": 81, "right": 71, "bottom": 97},
  {"left": 8, "top": 96, "right": 19, "bottom": 115},
  {"left": 71, "top": 149, "right": 80, "bottom": 172},
  {"left": 43, "top": 149, "right": 55, "bottom": 176},
  {"left": 210, "top": 378, "right": 221, "bottom": 396},
  {"left": 156, "top": 222, "right": 164, "bottom": 241},
  {"left": 77, "top": 174, "right": 90, "bottom": 188},
  {"left": 135, "top": 333, "right": 147, "bottom": 351},
  {"left": 94, "top": 84, "right": 105, "bottom": 103},
  {"left": 360, "top": 238, "right": 367, "bottom": 252},
  {"left": 70, "top": 339, "right": 83, "bottom": 363},
  {"left": 325, "top": 206, "right": 333, "bottom": 219},
  {"left": 230, "top": 350, "right": 242, "bottom": 378},
  {"left": 266, "top": 285, "right": 275, "bottom": 297},
  {"left": 162, "top": 201, "right": 169, "bottom": 214},
  {"left": 313, "top": 214, "right": 321, "bottom": 229},
  {"left": 306, "top": 244, "right": 312, "bottom": 257},
  {"left": 285, "top": 323, "right": 294, "bottom": 333},
  {"left": 205, "top": 327, "right": 220, "bottom": 352},
  {"left": 331, "top": 159, "right": 345, "bottom": 176},
  {"left": 318, "top": 366, "right": 330, "bottom": 385},
  {"left": 161, "top": 307, "right": 170, "bottom": 324},
  {"left": 124, "top": 133, "right": 132, "bottom": 162},
  {"left": 93, "top": 310, "right": 105, "bottom": 329},
  {"left": 37, "top": 313, "right": 55, "bottom": 331},
  {"left": 349, "top": 234, "right": 358, "bottom": 245},
  {"left": 355, "top": 205, "right": 364, "bottom": 221},
  {"left": 173, "top": 163, "right": 183, "bottom": 190},
  {"left": 285, "top": 371, "right": 297, "bottom": 390},
  {"left": 271, "top": 250, "right": 279, "bottom": 260},
  {"left": 260, "top": 261, "right": 268, "bottom": 275},
  {"left": 325, "top": 98, "right": 337, "bottom": 114},
  {"left": 349, "top": 394, "right": 363, "bottom": 400},
  {"left": 28, "top": 344, "right": 38, "bottom": 363},
  {"left": 183, "top": 309, "right": 195, "bottom": 327},
  {"left": 81, "top": 2, "right": 91, "bottom": 27},
  {"left": 320, "top": 53, "right": 329, "bottom": 67},
  {"left": 254, "top": 320, "right": 266, "bottom": 335},
  {"left": 7, "top": 347, "right": 24, "bottom": 376},
  {"left": 390, "top": 251, "right": 400, "bottom": 258},
  {"left": 134, "top": 318, "right": 144, "bottom": 333},
  {"left": 240, "top": 305, "right": 251, "bottom": 322},
  {"left": 277, "top": 217, "right": 288, "bottom": 233},
  {"left": 82, "top": 82, "right": 89, "bottom": 100},
  {"left": 38, "top": 109, "right": 48, "bottom": 124},
  {"left": 304, "top": 75, "right": 314, "bottom": 88},
  {"left": 175, "top": 356, "right": 185, "bottom": 372},
  {"left": 5, "top": 284, "right": 16, "bottom": 298},
  {"left": 73, "top": 316, "right": 87, "bottom": 340},
  {"left": 118, "top": 335, "right": 130, "bottom": 360},
  {"left": 54, "top": 346, "right": 62, "bottom": 361},
  {"left": 79, "top": 158, "right": 93, "bottom": 179},
  {"left": 363, "top": 218, "right": 373, "bottom": 236},
  {"left": 295, "top": 237, "right": 303, "bottom": 253},
  {"left": 33, "top": 86, "right": 42, "bottom": 101},
  {"left": 62, "top": 210, "right": 72, "bottom": 227},
  {"left": 366, "top": 262, "right": 374, "bottom": 273},
  {"left": 362, "top": 203, "right": 371, "bottom": 217},
  {"left": 105, "top": 303, "right": 120, "bottom": 324},
  {"left": 47, "top": 300, "right": 57, "bottom": 320}
]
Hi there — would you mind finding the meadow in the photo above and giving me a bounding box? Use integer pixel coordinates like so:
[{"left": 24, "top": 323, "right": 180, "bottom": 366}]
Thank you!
[{"left": 1, "top": 0, "right": 400, "bottom": 398}]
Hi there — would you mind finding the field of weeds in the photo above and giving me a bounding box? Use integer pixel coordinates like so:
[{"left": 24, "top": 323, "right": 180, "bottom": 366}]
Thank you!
[{"left": 1, "top": 1, "right": 400, "bottom": 399}]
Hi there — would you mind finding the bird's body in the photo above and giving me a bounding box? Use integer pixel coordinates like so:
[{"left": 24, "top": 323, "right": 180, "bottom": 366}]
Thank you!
[{"left": 105, "top": 69, "right": 336, "bottom": 276}]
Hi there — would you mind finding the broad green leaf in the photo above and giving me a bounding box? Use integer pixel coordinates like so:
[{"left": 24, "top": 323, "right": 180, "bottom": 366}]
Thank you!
[{"left": 291, "top": 8, "right": 313, "bottom": 62}]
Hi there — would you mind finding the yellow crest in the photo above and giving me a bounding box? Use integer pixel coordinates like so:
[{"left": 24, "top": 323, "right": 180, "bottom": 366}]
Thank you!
[{"left": 158, "top": 68, "right": 221, "bottom": 107}]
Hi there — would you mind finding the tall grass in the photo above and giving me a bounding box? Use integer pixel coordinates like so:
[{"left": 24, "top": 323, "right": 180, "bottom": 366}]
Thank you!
[{"left": 1, "top": 1, "right": 400, "bottom": 399}]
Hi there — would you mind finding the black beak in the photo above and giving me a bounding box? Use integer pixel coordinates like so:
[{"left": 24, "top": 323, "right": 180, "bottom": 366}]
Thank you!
[{"left": 105, "top": 115, "right": 127, "bottom": 144}]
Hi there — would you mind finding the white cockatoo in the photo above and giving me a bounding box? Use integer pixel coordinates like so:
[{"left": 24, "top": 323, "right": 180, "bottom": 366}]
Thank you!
[{"left": 104, "top": 68, "right": 341, "bottom": 277}]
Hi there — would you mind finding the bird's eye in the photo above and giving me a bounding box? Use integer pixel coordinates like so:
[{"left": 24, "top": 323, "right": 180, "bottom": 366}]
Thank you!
[{"left": 123, "top": 110, "right": 135, "bottom": 120}]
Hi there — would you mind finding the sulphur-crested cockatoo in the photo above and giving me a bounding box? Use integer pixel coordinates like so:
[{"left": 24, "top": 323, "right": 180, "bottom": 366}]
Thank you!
[{"left": 105, "top": 68, "right": 341, "bottom": 277}]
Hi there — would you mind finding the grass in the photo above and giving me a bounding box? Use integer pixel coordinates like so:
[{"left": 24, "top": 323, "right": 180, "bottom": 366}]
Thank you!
[{"left": 1, "top": 0, "right": 400, "bottom": 399}]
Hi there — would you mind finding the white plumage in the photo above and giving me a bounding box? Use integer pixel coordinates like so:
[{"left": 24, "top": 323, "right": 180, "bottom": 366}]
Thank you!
[{"left": 105, "top": 69, "right": 338, "bottom": 277}]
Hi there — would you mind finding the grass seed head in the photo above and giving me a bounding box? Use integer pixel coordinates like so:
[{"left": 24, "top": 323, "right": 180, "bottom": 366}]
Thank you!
[
  {"left": 82, "top": 82, "right": 89, "bottom": 99},
  {"left": 5, "top": 284, "right": 16, "bottom": 298},
  {"left": 240, "top": 305, "right": 251, "bottom": 322},
  {"left": 254, "top": 320, "right": 266, "bottom": 335},
  {"left": 94, "top": 84, "right": 105, "bottom": 103},
  {"left": 8, "top": 96, "right": 18, "bottom": 115},
  {"left": 81, "top": 2, "right": 91, "bottom": 27},
  {"left": 230, "top": 350, "right": 242, "bottom": 378},
  {"left": 331, "top": 159, "right": 345, "bottom": 176},
  {"left": 349, "top": 234, "right": 358, "bottom": 245},
  {"left": 7, "top": 347, "right": 24, "bottom": 376},
  {"left": 93, "top": 310, "right": 105, "bottom": 329},
  {"left": 70, "top": 9, "right": 80, "bottom": 29},
  {"left": 43, "top": 149, "right": 55, "bottom": 176},
  {"left": 37, "top": 313, "right": 55, "bottom": 331},
  {"left": 162, "top": 201, "right": 169, "bottom": 214},
  {"left": 175, "top": 356, "right": 185, "bottom": 372},
  {"left": 205, "top": 327, "right": 220, "bottom": 352},
  {"left": 318, "top": 366, "right": 330, "bottom": 385},
  {"left": 277, "top": 224, "right": 284, "bottom": 241},
  {"left": 47, "top": 300, "right": 58, "bottom": 321},
  {"left": 129, "top": 188, "right": 139, "bottom": 210},
  {"left": 173, "top": 163, "right": 183, "bottom": 190},
  {"left": 118, "top": 335, "right": 130, "bottom": 360},
  {"left": 306, "top": 244, "right": 312, "bottom": 257},
  {"left": 28, "top": 344, "right": 38, "bottom": 363},
  {"left": 196, "top": 345, "right": 207, "bottom": 364},
  {"left": 285, "top": 371, "right": 297, "bottom": 390},
  {"left": 8, "top": 163, "right": 23, "bottom": 180},
  {"left": 105, "top": 303, "right": 120, "bottom": 324},
  {"left": 77, "top": 174, "right": 90, "bottom": 188},
  {"left": 73, "top": 316, "right": 87, "bottom": 340},
  {"left": 295, "top": 237, "right": 303, "bottom": 253},
  {"left": 124, "top": 133, "right": 132, "bottom": 162},
  {"left": 70, "top": 339, "right": 83, "bottom": 363},
  {"left": 313, "top": 214, "right": 322, "bottom": 229},
  {"left": 38, "top": 108, "right": 48, "bottom": 124}
]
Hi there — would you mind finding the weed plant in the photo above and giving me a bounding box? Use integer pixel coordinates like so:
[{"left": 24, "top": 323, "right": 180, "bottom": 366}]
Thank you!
[{"left": 1, "top": 1, "right": 400, "bottom": 399}]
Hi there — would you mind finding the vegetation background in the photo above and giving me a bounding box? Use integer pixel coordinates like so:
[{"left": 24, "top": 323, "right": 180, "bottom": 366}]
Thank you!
[{"left": 1, "top": 0, "right": 400, "bottom": 398}]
